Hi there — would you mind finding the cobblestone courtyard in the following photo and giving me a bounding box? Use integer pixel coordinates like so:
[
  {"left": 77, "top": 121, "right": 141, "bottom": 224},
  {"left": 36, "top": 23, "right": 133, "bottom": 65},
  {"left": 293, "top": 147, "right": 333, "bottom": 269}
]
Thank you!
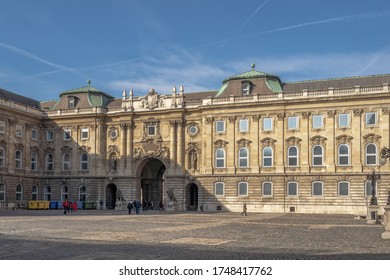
[{"left": 0, "top": 209, "right": 389, "bottom": 260}]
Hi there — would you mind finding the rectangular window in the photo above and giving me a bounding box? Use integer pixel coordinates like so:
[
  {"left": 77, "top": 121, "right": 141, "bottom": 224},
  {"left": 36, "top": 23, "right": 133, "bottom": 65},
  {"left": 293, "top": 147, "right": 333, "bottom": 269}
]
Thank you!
[
  {"left": 262, "top": 182, "right": 273, "bottom": 196},
  {"left": 0, "top": 121, "right": 5, "bottom": 134},
  {"left": 365, "top": 181, "right": 375, "bottom": 197},
  {"left": 81, "top": 128, "right": 89, "bottom": 140},
  {"left": 312, "top": 115, "right": 323, "bottom": 129},
  {"left": 147, "top": 125, "right": 156, "bottom": 136},
  {"left": 238, "top": 182, "right": 248, "bottom": 196},
  {"left": 288, "top": 116, "right": 298, "bottom": 130},
  {"left": 312, "top": 182, "right": 323, "bottom": 196},
  {"left": 215, "top": 182, "right": 225, "bottom": 196},
  {"left": 287, "top": 182, "right": 298, "bottom": 196},
  {"left": 338, "top": 113, "right": 349, "bottom": 128},
  {"left": 366, "top": 112, "right": 377, "bottom": 126},
  {"left": 46, "top": 130, "right": 54, "bottom": 141},
  {"left": 16, "top": 125, "right": 22, "bottom": 137},
  {"left": 338, "top": 181, "right": 349, "bottom": 196},
  {"left": 31, "top": 129, "right": 38, "bottom": 140},
  {"left": 215, "top": 121, "right": 225, "bottom": 133},
  {"left": 64, "top": 130, "right": 71, "bottom": 141},
  {"left": 263, "top": 117, "right": 272, "bottom": 131},
  {"left": 239, "top": 119, "right": 249, "bottom": 132}
]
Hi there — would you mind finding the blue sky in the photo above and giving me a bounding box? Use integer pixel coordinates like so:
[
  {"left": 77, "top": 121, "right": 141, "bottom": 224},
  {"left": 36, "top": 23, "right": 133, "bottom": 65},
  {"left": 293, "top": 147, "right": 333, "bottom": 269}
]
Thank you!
[{"left": 1, "top": 0, "right": 390, "bottom": 101}]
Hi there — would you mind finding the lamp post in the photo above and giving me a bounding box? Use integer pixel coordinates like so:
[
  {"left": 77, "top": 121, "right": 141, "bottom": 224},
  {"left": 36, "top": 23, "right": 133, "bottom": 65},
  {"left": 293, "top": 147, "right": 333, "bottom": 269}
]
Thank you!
[{"left": 367, "top": 170, "right": 380, "bottom": 205}]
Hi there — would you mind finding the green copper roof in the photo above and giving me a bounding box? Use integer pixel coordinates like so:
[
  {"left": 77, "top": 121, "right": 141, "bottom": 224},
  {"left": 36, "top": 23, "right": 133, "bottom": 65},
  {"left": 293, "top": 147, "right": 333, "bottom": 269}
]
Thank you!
[
  {"left": 60, "top": 86, "right": 113, "bottom": 98},
  {"left": 266, "top": 78, "right": 283, "bottom": 93},
  {"left": 222, "top": 66, "right": 280, "bottom": 83}
]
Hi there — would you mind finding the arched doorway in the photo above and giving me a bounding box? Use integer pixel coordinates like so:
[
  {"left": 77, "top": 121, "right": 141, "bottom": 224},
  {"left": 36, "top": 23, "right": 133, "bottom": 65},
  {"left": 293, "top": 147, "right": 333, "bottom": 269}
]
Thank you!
[
  {"left": 106, "top": 183, "right": 117, "bottom": 209},
  {"left": 186, "top": 183, "right": 198, "bottom": 211},
  {"left": 140, "top": 158, "right": 166, "bottom": 209}
]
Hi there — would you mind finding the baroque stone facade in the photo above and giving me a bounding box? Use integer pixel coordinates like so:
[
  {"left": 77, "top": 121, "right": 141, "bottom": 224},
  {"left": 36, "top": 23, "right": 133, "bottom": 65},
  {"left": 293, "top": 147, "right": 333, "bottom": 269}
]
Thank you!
[{"left": 1, "top": 67, "right": 390, "bottom": 214}]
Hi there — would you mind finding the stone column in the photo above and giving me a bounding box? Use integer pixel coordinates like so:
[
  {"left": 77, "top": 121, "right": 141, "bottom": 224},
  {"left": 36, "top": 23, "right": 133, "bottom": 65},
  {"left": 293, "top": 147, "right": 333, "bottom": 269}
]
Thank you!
[
  {"left": 120, "top": 123, "right": 127, "bottom": 174},
  {"left": 177, "top": 120, "right": 184, "bottom": 171},
  {"left": 126, "top": 121, "right": 133, "bottom": 175},
  {"left": 169, "top": 121, "right": 177, "bottom": 167}
]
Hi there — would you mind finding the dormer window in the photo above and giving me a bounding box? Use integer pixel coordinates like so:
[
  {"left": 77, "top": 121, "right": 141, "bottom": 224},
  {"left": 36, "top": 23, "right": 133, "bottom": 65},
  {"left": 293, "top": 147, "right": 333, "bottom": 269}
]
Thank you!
[
  {"left": 242, "top": 81, "right": 252, "bottom": 95},
  {"left": 68, "top": 96, "right": 77, "bottom": 108}
]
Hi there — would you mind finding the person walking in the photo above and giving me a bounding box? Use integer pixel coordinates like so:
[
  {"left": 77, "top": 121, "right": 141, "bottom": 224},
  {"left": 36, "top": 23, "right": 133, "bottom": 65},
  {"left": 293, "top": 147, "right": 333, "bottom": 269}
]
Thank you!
[
  {"left": 62, "top": 199, "right": 69, "bottom": 215},
  {"left": 241, "top": 202, "right": 247, "bottom": 216},
  {"left": 127, "top": 201, "right": 133, "bottom": 214}
]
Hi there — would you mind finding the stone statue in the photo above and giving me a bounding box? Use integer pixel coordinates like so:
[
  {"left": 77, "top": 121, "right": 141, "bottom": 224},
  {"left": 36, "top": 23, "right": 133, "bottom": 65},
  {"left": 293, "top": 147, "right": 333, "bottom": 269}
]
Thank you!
[
  {"left": 110, "top": 153, "right": 117, "bottom": 171},
  {"left": 190, "top": 151, "right": 197, "bottom": 170}
]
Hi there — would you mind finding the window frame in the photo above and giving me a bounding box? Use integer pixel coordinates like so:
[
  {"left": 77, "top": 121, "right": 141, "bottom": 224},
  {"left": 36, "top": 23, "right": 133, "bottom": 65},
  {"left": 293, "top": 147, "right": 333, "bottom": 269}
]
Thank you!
[
  {"left": 81, "top": 128, "right": 89, "bottom": 140},
  {"left": 238, "top": 182, "right": 248, "bottom": 196},
  {"left": 287, "top": 116, "right": 299, "bottom": 130},
  {"left": 312, "top": 181, "right": 324, "bottom": 196},
  {"left": 215, "top": 148, "right": 226, "bottom": 168},
  {"left": 238, "top": 147, "right": 249, "bottom": 168},
  {"left": 312, "top": 145, "right": 323, "bottom": 166},
  {"left": 79, "top": 185, "right": 87, "bottom": 202},
  {"left": 31, "top": 185, "right": 38, "bottom": 201},
  {"left": 63, "top": 153, "right": 71, "bottom": 171},
  {"left": 0, "top": 182, "right": 6, "bottom": 201},
  {"left": 215, "top": 120, "right": 225, "bottom": 134},
  {"left": 31, "top": 153, "right": 37, "bottom": 171},
  {"left": 215, "top": 182, "right": 225, "bottom": 196},
  {"left": 15, "top": 124, "right": 23, "bottom": 137},
  {"left": 238, "top": 119, "right": 249, "bottom": 133},
  {"left": 338, "top": 144, "right": 350, "bottom": 166},
  {"left": 262, "top": 147, "right": 273, "bottom": 167},
  {"left": 46, "top": 130, "right": 54, "bottom": 141},
  {"left": 0, "top": 147, "right": 5, "bottom": 167},
  {"left": 365, "top": 143, "right": 377, "bottom": 166},
  {"left": 262, "top": 182, "right": 273, "bottom": 197},
  {"left": 287, "top": 146, "right": 299, "bottom": 167},
  {"left": 338, "top": 181, "right": 350, "bottom": 196},
  {"left": 63, "top": 129, "right": 71, "bottom": 141},
  {"left": 44, "top": 185, "right": 51, "bottom": 201},
  {"left": 312, "top": 114, "right": 323, "bottom": 129},
  {"left": 338, "top": 113, "right": 350, "bottom": 128},
  {"left": 46, "top": 154, "right": 54, "bottom": 171},
  {"left": 16, "top": 184, "right": 23, "bottom": 202},
  {"left": 31, "top": 128, "right": 38, "bottom": 140},
  {"left": 287, "top": 181, "right": 298, "bottom": 196},
  {"left": 263, "top": 117, "right": 273, "bottom": 131},
  {"left": 365, "top": 112, "right": 377, "bottom": 126},
  {"left": 15, "top": 150, "right": 22, "bottom": 169},
  {"left": 0, "top": 121, "right": 5, "bottom": 134},
  {"left": 80, "top": 152, "right": 89, "bottom": 171}
]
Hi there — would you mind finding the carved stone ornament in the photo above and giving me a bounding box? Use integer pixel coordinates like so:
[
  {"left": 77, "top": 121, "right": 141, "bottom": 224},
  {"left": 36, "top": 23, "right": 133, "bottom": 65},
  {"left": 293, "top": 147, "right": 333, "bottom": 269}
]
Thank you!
[
  {"left": 140, "top": 88, "right": 165, "bottom": 110},
  {"left": 79, "top": 145, "right": 91, "bottom": 153},
  {"left": 285, "top": 136, "right": 302, "bottom": 146},
  {"left": 214, "top": 139, "right": 228, "bottom": 148},
  {"left": 353, "top": 108, "right": 363, "bottom": 116},
  {"left": 108, "top": 145, "right": 120, "bottom": 155},
  {"left": 260, "top": 137, "right": 277, "bottom": 147},
  {"left": 363, "top": 133, "right": 381, "bottom": 143},
  {"left": 236, "top": 138, "right": 252, "bottom": 148},
  {"left": 133, "top": 146, "right": 170, "bottom": 160},
  {"left": 310, "top": 135, "right": 328, "bottom": 145},
  {"left": 336, "top": 134, "right": 353, "bottom": 144}
]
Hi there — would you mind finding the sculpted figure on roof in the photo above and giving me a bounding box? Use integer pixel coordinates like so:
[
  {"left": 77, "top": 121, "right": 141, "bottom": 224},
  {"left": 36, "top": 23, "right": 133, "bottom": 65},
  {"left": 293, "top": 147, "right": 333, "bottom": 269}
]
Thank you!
[{"left": 140, "top": 88, "right": 164, "bottom": 110}]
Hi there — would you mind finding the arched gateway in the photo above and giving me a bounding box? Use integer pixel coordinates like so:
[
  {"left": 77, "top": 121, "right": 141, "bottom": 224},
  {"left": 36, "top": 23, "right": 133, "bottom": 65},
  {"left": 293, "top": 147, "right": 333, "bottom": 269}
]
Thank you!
[{"left": 139, "top": 158, "right": 166, "bottom": 208}]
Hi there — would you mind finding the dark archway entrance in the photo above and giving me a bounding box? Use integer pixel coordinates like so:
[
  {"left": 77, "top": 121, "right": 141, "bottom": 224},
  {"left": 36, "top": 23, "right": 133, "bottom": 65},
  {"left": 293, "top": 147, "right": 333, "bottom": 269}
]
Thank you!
[
  {"left": 140, "top": 158, "right": 166, "bottom": 209},
  {"left": 186, "top": 183, "right": 198, "bottom": 211},
  {"left": 106, "top": 183, "right": 117, "bottom": 209}
]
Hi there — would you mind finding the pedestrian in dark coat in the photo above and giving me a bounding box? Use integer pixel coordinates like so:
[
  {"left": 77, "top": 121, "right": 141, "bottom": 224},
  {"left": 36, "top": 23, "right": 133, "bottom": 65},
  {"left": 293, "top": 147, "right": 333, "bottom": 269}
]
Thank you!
[{"left": 127, "top": 201, "right": 133, "bottom": 214}]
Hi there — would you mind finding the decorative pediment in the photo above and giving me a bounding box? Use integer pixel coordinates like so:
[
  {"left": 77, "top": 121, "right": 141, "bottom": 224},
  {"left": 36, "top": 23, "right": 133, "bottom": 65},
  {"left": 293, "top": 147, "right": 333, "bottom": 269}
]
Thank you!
[
  {"left": 260, "top": 137, "right": 277, "bottom": 147},
  {"left": 30, "top": 146, "right": 40, "bottom": 153},
  {"left": 236, "top": 138, "right": 252, "bottom": 148},
  {"left": 79, "top": 145, "right": 91, "bottom": 153},
  {"left": 61, "top": 145, "right": 73, "bottom": 153},
  {"left": 0, "top": 140, "right": 6, "bottom": 149},
  {"left": 363, "top": 133, "right": 381, "bottom": 143},
  {"left": 14, "top": 143, "right": 24, "bottom": 150},
  {"left": 140, "top": 88, "right": 165, "bottom": 110},
  {"left": 214, "top": 139, "right": 228, "bottom": 148},
  {"left": 285, "top": 136, "right": 302, "bottom": 146},
  {"left": 310, "top": 135, "right": 328, "bottom": 145},
  {"left": 336, "top": 134, "right": 353, "bottom": 144},
  {"left": 44, "top": 147, "right": 55, "bottom": 153},
  {"left": 108, "top": 145, "right": 120, "bottom": 155}
]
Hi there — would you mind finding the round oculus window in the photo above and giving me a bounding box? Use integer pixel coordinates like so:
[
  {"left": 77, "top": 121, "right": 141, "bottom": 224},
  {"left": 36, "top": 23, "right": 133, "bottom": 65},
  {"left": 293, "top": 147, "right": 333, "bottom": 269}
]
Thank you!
[
  {"left": 110, "top": 129, "right": 118, "bottom": 139},
  {"left": 189, "top": 125, "right": 198, "bottom": 136}
]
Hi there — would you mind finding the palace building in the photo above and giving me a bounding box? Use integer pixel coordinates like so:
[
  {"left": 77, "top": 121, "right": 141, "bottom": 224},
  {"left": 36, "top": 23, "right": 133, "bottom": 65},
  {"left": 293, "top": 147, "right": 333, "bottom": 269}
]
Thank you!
[{"left": 1, "top": 65, "right": 390, "bottom": 214}]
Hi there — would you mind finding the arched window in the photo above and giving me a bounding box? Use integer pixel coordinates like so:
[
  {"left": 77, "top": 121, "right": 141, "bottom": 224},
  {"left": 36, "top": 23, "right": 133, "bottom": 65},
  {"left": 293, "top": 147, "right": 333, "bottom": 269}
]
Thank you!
[
  {"left": 46, "top": 154, "right": 53, "bottom": 171},
  {"left": 63, "top": 153, "right": 71, "bottom": 171},
  {"left": 15, "top": 150, "right": 22, "bottom": 169},
  {"left": 0, "top": 182, "right": 6, "bottom": 201},
  {"left": 338, "top": 144, "right": 350, "bottom": 166},
  {"left": 366, "top": 143, "right": 377, "bottom": 165},
  {"left": 287, "top": 146, "right": 298, "bottom": 167},
  {"left": 79, "top": 185, "right": 87, "bottom": 201},
  {"left": 262, "top": 147, "right": 273, "bottom": 167},
  {"left": 61, "top": 185, "right": 69, "bottom": 201},
  {"left": 238, "top": 147, "right": 249, "bottom": 168},
  {"left": 31, "top": 153, "right": 37, "bottom": 171},
  {"left": 0, "top": 147, "right": 5, "bottom": 167},
  {"left": 31, "top": 185, "right": 38, "bottom": 201},
  {"left": 80, "top": 152, "right": 89, "bottom": 170},
  {"left": 215, "top": 148, "right": 225, "bottom": 168},
  {"left": 312, "top": 145, "right": 323, "bottom": 166},
  {"left": 44, "top": 185, "right": 51, "bottom": 201},
  {"left": 16, "top": 184, "right": 23, "bottom": 202}
]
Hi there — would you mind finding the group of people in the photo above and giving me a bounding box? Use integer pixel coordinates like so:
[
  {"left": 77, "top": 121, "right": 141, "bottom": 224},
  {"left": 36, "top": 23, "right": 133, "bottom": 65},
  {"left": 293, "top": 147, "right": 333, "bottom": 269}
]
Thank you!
[
  {"left": 62, "top": 199, "right": 78, "bottom": 214},
  {"left": 126, "top": 200, "right": 165, "bottom": 214}
]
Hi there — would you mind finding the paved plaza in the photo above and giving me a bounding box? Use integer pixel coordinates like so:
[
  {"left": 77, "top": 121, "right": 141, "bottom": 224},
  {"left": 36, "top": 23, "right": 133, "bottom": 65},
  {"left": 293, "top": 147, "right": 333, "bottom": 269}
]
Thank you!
[{"left": 0, "top": 209, "right": 389, "bottom": 260}]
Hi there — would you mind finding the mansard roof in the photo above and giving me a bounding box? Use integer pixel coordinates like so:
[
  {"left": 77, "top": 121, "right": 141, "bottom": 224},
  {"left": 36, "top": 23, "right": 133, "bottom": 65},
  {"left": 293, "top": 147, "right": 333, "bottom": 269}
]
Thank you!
[{"left": 0, "top": 87, "right": 41, "bottom": 109}]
